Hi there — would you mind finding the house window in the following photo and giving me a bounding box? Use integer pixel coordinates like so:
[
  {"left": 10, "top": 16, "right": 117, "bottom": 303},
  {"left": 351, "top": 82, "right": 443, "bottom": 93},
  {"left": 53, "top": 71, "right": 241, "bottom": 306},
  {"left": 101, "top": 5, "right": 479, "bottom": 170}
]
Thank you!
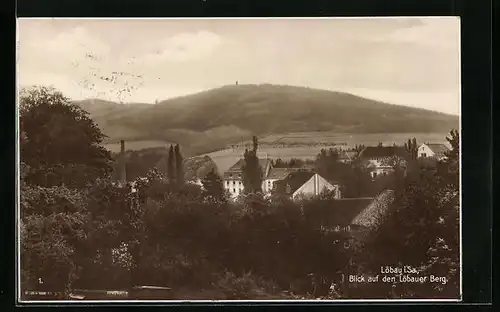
[
  {"left": 233, "top": 181, "right": 235, "bottom": 185},
  {"left": 239, "top": 181, "right": 242, "bottom": 185},
  {"left": 233, "top": 188, "right": 236, "bottom": 193},
  {"left": 422, "top": 153, "right": 427, "bottom": 158},
  {"left": 372, "top": 172, "right": 377, "bottom": 178}
]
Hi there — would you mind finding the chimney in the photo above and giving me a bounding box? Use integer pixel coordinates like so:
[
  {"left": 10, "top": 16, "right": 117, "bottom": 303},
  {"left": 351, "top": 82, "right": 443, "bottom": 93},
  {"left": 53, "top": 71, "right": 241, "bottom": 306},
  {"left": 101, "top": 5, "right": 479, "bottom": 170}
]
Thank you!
[{"left": 120, "top": 140, "right": 126, "bottom": 183}]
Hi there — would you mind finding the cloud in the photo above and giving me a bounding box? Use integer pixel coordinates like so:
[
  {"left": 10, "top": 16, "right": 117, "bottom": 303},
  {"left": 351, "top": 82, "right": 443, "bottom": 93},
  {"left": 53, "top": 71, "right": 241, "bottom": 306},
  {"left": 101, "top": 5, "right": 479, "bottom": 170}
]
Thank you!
[
  {"left": 342, "top": 87, "right": 460, "bottom": 115},
  {"left": 18, "top": 23, "right": 149, "bottom": 102},
  {"left": 19, "top": 25, "right": 111, "bottom": 66},
  {"left": 369, "top": 18, "right": 460, "bottom": 49},
  {"left": 141, "top": 31, "right": 222, "bottom": 63}
]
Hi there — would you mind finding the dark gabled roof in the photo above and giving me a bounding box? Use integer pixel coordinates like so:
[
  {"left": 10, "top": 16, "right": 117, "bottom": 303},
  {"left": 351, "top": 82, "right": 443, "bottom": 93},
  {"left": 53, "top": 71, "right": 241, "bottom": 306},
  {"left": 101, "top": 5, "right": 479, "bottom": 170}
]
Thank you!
[
  {"left": 266, "top": 167, "right": 301, "bottom": 180},
  {"left": 359, "top": 146, "right": 407, "bottom": 159},
  {"left": 224, "top": 158, "right": 271, "bottom": 179},
  {"left": 226, "top": 158, "right": 271, "bottom": 172},
  {"left": 351, "top": 190, "right": 396, "bottom": 229},
  {"left": 274, "top": 171, "right": 315, "bottom": 195},
  {"left": 339, "top": 150, "right": 357, "bottom": 160},
  {"left": 425, "top": 143, "right": 450, "bottom": 157}
]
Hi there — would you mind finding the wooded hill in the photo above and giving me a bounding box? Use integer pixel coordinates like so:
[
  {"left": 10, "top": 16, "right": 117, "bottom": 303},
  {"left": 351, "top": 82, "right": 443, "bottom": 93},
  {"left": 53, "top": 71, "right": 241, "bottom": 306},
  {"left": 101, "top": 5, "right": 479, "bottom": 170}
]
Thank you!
[{"left": 76, "top": 84, "right": 459, "bottom": 156}]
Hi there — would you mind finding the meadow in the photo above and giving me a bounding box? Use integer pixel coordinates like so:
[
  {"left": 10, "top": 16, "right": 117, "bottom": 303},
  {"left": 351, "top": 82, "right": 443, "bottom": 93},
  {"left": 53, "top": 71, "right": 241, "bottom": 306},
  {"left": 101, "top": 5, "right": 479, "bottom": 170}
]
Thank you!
[{"left": 241, "top": 132, "right": 450, "bottom": 146}]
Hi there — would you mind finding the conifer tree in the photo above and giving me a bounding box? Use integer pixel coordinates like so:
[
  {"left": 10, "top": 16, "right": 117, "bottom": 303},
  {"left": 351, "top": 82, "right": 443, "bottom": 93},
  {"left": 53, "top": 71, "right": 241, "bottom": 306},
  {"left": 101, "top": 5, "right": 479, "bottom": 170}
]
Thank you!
[
  {"left": 404, "top": 137, "right": 418, "bottom": 160},
  {"left": 167, "top": 145, "right": 175, "bottom": 183},
  {"left": 174, "top": 144, "right": 184, "bottom": 185},
  {"left": 242, "top": 136, "right": 263, "bottom": 193},
  {"left": 201, "top": 168, "right": 226, "bottom": 202}
]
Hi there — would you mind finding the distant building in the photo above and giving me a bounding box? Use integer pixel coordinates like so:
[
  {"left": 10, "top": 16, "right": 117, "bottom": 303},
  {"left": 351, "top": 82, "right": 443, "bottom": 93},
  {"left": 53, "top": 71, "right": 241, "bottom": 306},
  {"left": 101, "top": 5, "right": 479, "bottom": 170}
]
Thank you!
[
  {"left": 338, "top": 150, "right": 357, "bottom": 163},
  {"left": 222, "top": 158, "right": 320, "bottom": 198},
  {"left": 223, "top": 158, "right": 273, "bottom": 198},
  {"left": 359, "top": 146, "right": 407, "bottom": 179},
  {"left": 264, "top": 167, "right": 302, "bottom": 193},
  {"left": 418, "top": 143, "right": 450, "bottom": 161},
  {"left": 274, "top": 171, "right": 341, "bottom": 200}
]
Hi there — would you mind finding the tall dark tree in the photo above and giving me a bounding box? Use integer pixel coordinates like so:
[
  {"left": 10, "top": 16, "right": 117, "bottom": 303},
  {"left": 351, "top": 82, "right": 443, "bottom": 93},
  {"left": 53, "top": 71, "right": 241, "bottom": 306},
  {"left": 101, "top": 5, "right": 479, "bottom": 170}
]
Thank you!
[
  {"left": 444, "top": 129, "right": 459, "bottom": 162},
  {"left": 20, "top": 86, "right": 113, "bottom": 189},
  {"left": 201, "top": 169, "right": 226, "bottom": 202},
  {"left": 167, "top": 145, "right": 175, "bottom": 183},
  {"left": 242, "top": 136, "right": 263, "bottom": 193},
  {"left": 404, "top": 137, "right": 418, "bottom": 160},
  {"left": 439, "top": 129, "right": 460, "bottom": 186},
  {"left": 174, "top": 144, "right": 184, "bottom": 185}
]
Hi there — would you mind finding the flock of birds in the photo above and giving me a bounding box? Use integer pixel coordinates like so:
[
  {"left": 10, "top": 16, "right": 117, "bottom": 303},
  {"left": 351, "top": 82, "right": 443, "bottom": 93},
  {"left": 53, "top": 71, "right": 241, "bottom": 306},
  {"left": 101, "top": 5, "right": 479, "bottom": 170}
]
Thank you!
[{"left": 72, "top": 51, "right": 162, "bottom": 103}]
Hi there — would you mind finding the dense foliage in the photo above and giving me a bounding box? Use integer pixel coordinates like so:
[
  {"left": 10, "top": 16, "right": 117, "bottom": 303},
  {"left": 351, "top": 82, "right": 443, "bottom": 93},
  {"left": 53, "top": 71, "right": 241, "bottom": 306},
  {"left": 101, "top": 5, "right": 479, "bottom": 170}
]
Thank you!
[
  {"left": 314, "top": 148, "right": 383, "bottom": 197},
  {"left": 350, "top": 130, "right": 460, "bottom": 299},
  {"left": 20, "top": 86, "right": 113, "bottom": 189},
  {"left": 19, "top": 87, "right": 460, "bottom": 300}
]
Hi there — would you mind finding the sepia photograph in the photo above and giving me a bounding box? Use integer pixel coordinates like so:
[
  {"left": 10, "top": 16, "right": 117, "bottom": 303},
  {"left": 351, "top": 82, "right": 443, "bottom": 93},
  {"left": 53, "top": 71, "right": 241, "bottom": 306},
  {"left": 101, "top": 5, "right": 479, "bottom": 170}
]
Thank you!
[{"left": 17, "top": 17, "right": 461, "bottom": 302}]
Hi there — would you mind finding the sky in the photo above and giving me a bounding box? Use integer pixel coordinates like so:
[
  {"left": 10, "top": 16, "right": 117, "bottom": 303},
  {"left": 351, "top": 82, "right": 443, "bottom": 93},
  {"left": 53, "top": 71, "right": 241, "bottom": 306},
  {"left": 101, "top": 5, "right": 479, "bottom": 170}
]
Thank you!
[{"left": 17, "top": 18, "right": 460, "bottom": 115}]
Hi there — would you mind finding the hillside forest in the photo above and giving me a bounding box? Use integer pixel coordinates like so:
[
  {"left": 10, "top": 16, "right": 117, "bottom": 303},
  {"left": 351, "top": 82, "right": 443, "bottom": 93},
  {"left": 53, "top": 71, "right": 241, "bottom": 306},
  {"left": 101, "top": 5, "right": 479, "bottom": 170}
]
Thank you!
[{"left": 76, "top": 84, "right": 459, "bottom": 157}]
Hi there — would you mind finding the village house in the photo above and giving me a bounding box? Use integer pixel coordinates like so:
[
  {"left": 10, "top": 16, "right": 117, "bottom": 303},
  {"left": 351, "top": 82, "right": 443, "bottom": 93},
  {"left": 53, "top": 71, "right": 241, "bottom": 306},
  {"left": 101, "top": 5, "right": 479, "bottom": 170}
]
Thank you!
[
  {"left": 223, "top": 158, "right": 273, "bottom": 197},
  {"left": 338, "top": 150, "right": 358, "bottom": 164},
  {"left": 263, "top": 167, "right": 302, "bottom": 193},
  {"left": 223, "top": 157, "right": 343, "bottom": 199},
  {"left": 273, "top": 171, "right": 342, "bottom": 200},
  {"left": 417, "top": 143, "right": 450, "bottom": 161},
  {"left": 359, "top": 146, "right": 407, "bottom": 180}
]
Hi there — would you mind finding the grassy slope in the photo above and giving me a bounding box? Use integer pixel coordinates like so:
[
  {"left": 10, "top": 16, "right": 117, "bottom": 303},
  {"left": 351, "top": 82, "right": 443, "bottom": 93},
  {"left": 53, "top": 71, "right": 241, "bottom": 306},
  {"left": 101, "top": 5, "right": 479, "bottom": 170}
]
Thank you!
[{"left": 75, "top": 84, "right": 459, "bottom": 157}]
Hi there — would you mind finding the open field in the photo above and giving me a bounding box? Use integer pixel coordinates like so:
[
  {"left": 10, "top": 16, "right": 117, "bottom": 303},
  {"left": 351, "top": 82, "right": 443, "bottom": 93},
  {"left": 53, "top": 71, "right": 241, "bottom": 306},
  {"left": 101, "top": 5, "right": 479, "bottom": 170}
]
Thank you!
[
  {"left": 206, "top": 147, "right": 323, "bottom": 174},
  {"left": 104, "top": 140, "right": 173, "bottom": 153},
  {"left": 236, "top": 132, "right": 451, "bottom": 147}
]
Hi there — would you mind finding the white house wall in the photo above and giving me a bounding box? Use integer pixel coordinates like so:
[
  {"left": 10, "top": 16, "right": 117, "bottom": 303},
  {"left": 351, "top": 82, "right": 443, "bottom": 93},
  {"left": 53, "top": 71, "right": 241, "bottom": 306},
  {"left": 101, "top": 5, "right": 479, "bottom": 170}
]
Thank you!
[
  {"left": 263, "top": 178, "right": 279, "bottom": 193},
  {"left": 418, "top": 144, "right": 436, "bottom": 158},
  {"left": 223, "top": 178, "right": 276, "bottom": 197},
  {"left": 224, "top": 179, "right": 244, "bottom": 197}
]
